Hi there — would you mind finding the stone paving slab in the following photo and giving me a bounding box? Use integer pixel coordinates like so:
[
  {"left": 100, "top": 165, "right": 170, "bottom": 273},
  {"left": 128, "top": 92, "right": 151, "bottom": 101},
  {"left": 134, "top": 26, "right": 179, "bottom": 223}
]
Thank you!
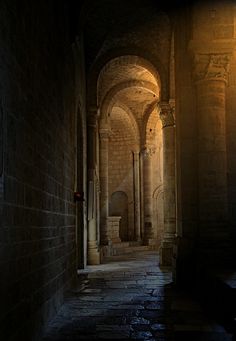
[{"left": 42, "top": 251, "right": 233, "bottom": 341}]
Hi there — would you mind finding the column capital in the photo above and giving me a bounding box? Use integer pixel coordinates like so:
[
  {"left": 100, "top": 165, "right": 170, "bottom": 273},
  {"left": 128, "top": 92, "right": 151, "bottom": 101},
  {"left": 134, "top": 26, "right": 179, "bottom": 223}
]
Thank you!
[
  {"left": 159, "top": 102, "right": 175, "bottom": 128},
  {"left": 133, "top": 150, "right": 140, "bottom": 163},
  {"left": 193, "top": 53, "right": 231, "bottom": 83},
  {"left": 132, "top": 148, "right": 140, "bottom": 155},
  {"left": 142, "top": 146, "right": 156, "bottom": 158}
]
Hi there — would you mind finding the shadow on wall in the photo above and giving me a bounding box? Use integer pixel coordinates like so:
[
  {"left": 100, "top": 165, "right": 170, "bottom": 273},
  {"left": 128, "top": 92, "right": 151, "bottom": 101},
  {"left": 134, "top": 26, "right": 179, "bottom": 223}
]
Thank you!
[{"left": 109, "top": 191, "right": 129, "bottom": 241}]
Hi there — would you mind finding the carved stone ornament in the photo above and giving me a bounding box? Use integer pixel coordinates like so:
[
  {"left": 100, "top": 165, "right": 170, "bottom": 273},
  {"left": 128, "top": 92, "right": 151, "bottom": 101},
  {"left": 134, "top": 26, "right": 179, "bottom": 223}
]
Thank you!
[
  {"left": 142, "top": 146, "right": 156, "bottom": 158},
  {"left": 159, "top": 103, "right": 175, "bottom": 128},
  {"left": 194, "top": 53, "right": 230, "bottom": 82}
]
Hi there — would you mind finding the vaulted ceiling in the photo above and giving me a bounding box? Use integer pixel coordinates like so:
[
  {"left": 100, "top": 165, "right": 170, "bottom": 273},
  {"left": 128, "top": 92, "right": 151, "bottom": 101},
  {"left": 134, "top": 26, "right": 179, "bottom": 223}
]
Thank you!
[
  {"left": 73, "top": 0, "right": 181, "bottom": 147},
  {"left": 81, "top": 0, "right": 170, "bottom": 146}
]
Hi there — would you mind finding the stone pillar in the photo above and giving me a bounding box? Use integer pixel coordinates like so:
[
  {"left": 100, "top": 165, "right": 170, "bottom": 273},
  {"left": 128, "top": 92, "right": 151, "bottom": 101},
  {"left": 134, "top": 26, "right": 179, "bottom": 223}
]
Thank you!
[
  {"left": 194, "top": 53, "right": 230, "bottom": 264},
  {"left": 140, "top": 152, "right": 144, "bottom": 239},
  {"left": 142, "top": 146, "right": 155, "bottom": 245},
  {"left": 133, "top": 151, "right": 141, "bottom": 241},
  {"left": 159, "top": 102, "right": 176, "bottom": 266},
  {"left": 99, "top": 128, "right": 110, "bottom": 245},
  {"left": 87, "top": 111, "right": 100, "bottom": 265}
]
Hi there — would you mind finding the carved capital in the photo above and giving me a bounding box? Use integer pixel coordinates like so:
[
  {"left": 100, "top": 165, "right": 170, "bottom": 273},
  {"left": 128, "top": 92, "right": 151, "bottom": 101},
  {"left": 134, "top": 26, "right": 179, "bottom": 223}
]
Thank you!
[
  {"left": 159, "top": 102, "right": 175, "bottom": 128},
  {"left": 142, "top": 146, "right": 156, "bottom": 158},
  {"left": 193, "top": 53, "right": 230, "bottom": 83}
]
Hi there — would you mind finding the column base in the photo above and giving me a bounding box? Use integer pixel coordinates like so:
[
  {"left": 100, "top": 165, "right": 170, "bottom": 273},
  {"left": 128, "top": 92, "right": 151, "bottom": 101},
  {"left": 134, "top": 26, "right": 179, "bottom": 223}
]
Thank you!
[
  {"left": 143, "top": 238, "right": 159, "bottom": 249},
  {"left": 87, "top": 241, "right": 100, "bottom": 265}
]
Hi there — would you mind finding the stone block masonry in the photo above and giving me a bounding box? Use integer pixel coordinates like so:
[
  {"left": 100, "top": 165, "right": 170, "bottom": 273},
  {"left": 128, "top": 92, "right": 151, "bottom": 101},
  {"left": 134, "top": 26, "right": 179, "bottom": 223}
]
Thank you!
[{"left": 0, "top": 2, "right": 78, "bottom": 340}]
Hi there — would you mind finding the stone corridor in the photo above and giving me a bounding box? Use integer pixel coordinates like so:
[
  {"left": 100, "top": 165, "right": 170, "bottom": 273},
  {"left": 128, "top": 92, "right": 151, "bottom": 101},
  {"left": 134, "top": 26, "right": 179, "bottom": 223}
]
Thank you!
[
  {"left": 42, "top": 251, "right": 232, "bottom": 341},
  {"left": 3, "top": 2, "right": 236, "bottom": 340}
]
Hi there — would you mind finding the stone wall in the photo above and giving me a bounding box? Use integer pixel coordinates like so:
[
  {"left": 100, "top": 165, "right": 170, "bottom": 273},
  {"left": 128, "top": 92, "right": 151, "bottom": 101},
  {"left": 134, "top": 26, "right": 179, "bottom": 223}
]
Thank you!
[
  {"left": 0, "top": 2, "right": 78, "bottom": 340},
  {"left": 108, "top": 109, "right": 136, "bottom": 240},
  {"left": 73, "top": 34, "right": 88, "bottom": 269}
]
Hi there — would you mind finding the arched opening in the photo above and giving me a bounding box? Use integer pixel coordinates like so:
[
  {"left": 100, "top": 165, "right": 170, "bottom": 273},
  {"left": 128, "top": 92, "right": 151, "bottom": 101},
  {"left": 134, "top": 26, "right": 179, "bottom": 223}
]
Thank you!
[{"left": 98, "top": 55, "right": 164, "bottom": 255}]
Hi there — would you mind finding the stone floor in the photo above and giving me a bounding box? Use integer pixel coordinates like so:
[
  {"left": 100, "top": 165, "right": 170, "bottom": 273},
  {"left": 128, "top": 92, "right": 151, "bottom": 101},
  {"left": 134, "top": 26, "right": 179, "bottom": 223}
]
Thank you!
[{"left": 42, "top": 251, "right": 233, "bottom": 340}]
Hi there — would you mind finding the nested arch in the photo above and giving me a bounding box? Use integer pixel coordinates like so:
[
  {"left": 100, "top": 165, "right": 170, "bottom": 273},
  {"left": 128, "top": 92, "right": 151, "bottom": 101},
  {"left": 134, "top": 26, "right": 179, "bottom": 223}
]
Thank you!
[
  {"left": 87, "top": 50, "right": 167, "bottom": 108},
  {"left": 98, "top": 58, "right": 160, "bottom": 105},
  {"left": 109, "top": 105, "right": 138, "bottom": 153},
  {"left": 111, "top": 101, "right": 140, "bottom": 145},
  {"left": 100, "top": 79, "right": 159, "bottom": 117},
  {"left": 99, "top": 79, "right": 159, "bottom": 145}
]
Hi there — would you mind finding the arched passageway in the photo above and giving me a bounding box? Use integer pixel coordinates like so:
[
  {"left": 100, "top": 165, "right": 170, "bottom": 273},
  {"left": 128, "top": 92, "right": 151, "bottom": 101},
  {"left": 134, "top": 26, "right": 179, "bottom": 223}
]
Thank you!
[
  {"left": 95, "top": 54, "right": 176, "bottom": 262},
  {"left": 4, "top": 2, "right": 236, "bottom": 340}
]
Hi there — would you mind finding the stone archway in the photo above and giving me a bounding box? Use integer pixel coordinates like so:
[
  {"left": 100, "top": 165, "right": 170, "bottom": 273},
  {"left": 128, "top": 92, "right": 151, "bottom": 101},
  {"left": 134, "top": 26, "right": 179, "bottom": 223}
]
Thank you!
[
  {"left": 97, "top": 55, "right": 162, "bottom": 251},
  {"left": 81, "top": 0, "right": 176, "bottom": 263}
]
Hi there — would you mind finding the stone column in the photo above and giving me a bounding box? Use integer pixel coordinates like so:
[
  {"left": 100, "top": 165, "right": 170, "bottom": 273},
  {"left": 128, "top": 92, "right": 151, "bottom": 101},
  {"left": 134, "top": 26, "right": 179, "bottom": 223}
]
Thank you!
[
  {"left": 142, "top": 146, "right": 155, "bottom": 245},
  {"left": 87, "top": 111, "right": 100, "bottom": 265},
  {"left": 194, "top": 53, "right": 230, "bottom": 263},
  {"left": 133, "top": 151, "right": 141, "bottom": 241},
  {"left": 140, "top": 152, "right": 144, "bottom": 239},
  {"left": 159, "top": 102, "right": 176, "bottom": 266},
  {"left": 99, "top": 128, "right": 110, "bottom": 246}
]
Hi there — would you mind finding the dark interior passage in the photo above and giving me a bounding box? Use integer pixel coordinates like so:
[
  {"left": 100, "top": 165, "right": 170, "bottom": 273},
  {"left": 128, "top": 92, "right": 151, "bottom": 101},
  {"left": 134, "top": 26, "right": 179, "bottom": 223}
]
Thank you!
[{"left": 1, "top": 1, "right": 236, "bottom": 340}]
